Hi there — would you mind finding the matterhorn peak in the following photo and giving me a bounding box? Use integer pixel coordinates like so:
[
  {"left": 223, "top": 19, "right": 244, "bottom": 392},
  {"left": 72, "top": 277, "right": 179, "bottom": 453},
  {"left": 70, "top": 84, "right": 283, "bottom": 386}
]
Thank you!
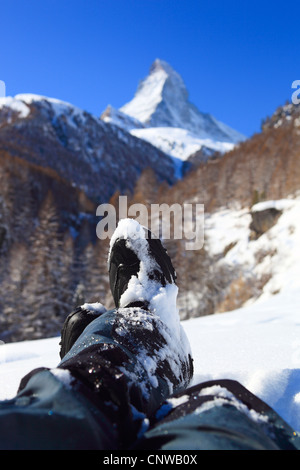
[
  {"left": 150, "top": 58, "right": 189, "bottom": 100},
  {"left": 119, "top": 59, "right": 244, "bottom": 144},
  {"left": 102, "top": 59, "right": 246, "bottom": 164},
  {"left": 120, "top": 58, "right": 189, "bottom": 128},
  {"left": 149, "top": 58, "right": 179, "bottom": 77}
]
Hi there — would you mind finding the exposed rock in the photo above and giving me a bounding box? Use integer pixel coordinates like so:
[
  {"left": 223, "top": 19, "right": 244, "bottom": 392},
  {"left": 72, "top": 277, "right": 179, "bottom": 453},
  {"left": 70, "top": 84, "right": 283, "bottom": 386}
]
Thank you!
[{"left": 250, "top": 208, "right": 282, "bottom": 238}]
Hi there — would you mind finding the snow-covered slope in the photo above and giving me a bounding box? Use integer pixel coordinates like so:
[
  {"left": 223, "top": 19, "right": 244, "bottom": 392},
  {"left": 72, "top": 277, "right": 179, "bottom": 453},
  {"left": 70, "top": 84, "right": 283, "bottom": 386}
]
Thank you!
[
  {"left": 0, "top": 93, "right": 90, "bottom": 125},
  {"left": 102, "top": 59, "right": 246, "bottom": 162},
  {"left": 100, "top": 105, "right": 146, "bottom": 132},
  {"left": 0, "top": 95, "right": 31, "bottom": 119},
  {"left": 204, "top": 197, "right": 300, "bottom": 302},
  {"left": 0, "top": 337, "right": 61, "bottom": 400},
  {"left": 130, "top": 127, "right": 235, "bottom": 161}
]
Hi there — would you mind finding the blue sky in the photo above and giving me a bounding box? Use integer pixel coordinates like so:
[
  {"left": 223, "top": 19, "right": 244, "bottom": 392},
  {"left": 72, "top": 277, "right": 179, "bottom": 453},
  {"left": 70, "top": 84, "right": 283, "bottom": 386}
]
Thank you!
[{"left": 0, "top": 0, "right": 299, "bottom": 137}]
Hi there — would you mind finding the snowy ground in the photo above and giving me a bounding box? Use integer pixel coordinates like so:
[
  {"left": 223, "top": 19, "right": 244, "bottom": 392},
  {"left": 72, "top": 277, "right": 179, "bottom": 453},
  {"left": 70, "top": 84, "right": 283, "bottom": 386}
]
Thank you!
[
  {"left": 185, "top": 288, "right": 300, "bottom": 433},
  {"left": 0, "top": 196, "right": 300, "bottom": 435},
  {"left": 1, "top": 288, "right": 300, "bottom": 433}
]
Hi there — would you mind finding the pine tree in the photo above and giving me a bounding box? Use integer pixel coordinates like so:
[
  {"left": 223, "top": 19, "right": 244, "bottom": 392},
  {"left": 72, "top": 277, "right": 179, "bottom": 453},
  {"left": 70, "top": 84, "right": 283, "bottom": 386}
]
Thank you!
[
  {"left": 24, "top": 191, "right": 64, "bottom": 337},
  {"left": 0, "top": 243, "right": 30, "bottom": 340},
  {"left": 79, "top": 238, "right": 111, "bottom": 307}
]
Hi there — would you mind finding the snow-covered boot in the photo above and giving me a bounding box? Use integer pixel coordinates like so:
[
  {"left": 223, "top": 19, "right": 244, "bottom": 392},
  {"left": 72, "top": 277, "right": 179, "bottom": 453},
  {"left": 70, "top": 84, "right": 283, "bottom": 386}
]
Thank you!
[
  {"left": 108, "top": 218, "right": 176, "bottom": 309},
  {"left": 105, "top": 218, "right": 194, "bottom": 399}
]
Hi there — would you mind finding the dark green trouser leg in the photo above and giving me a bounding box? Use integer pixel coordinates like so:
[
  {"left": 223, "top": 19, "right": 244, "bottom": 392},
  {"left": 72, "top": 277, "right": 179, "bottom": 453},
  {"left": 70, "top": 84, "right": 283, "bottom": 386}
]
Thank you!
[
  {"left": 136, "top": 380, "right": 300, "bottom": 451},
  {"left": 0, "top": 307, "right": 193, "bottom": 450},
  {"left": 0, "top": 368, "right": 118, "bottom": 450}
]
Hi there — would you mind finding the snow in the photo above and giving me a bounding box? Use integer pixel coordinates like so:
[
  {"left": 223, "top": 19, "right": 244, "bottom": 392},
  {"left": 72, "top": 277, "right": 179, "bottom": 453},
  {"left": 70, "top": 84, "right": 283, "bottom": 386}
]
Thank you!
[
  {"left": 81, "top": 302, "right": 107, "bottom": 314},
  {"left": 0, "top": 93, "right": 95, "bottom": 129},
  {"left": 210, "top": 115, "right": 248, "bottom": 145},
  {"left": 1, "top": 199, "right": 300, "bottom": 434},
  {"left": 120, "top": 63, "right": 169, "bottom": 124},
  {"left": 101, "top": 105, "right": 146, "bottom": 132},
  {"left": 15, "top": 93, "right": 90, "bottom": 127},
  {"left": 184, "top": 288, "right": 300, "bottom": 433},
  {"left": 15, "top": 93, "right": 82, "bottom": 115},
  {"left": 50, "top": 368, "right": 74, "bottom": 389},
  {"left": 251, "top": 199, "right": 295, "bottom": 212},
  {"left": 130, "top": 127, "right": 235, "bottom": 161},
  {"left": 194, "top": 385, "right": 269, "bottom": 425},
  {"left": 0, "top": 336, "right": 60, "bottom": 399},
  {"left": 0, "top": 96, "right": 30, "bottom": 118}
]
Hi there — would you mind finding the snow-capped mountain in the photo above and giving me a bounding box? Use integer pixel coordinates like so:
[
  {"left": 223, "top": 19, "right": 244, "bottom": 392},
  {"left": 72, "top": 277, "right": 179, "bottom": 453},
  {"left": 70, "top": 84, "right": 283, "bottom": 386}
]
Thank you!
[
  {"left": 101, "top": 59, "right": 246, "bottom": 162},
  {"left": 0, "top": 93, "right": 177, "bottom": 202}
]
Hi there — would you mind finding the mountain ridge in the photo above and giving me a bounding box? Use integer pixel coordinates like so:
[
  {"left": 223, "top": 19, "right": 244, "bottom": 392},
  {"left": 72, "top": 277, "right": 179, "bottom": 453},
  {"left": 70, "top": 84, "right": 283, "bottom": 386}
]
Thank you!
[{"left": 0, "top": 93, "right": 177, "bottom": 203}]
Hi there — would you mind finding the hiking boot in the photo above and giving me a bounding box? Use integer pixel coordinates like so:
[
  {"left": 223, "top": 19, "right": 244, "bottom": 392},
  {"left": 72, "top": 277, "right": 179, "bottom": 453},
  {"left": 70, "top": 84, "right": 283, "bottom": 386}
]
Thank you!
[
  {"left": 59, "top": 303, "right": 107, "bottom": 359},
  {"left": 108, "top": 219, "right": 176, "bottom": 308}
]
